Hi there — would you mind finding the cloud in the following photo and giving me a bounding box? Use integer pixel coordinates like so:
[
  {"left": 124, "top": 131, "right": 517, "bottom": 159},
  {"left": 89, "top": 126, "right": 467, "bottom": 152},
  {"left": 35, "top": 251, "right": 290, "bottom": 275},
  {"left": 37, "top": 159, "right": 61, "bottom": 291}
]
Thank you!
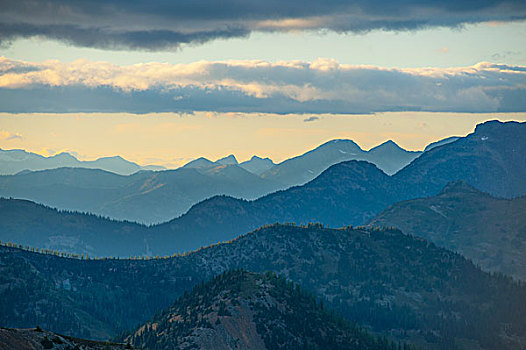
[
  {"left": 0, "top": 0, "right": 525, "bottom": 50},
  {"left": 0, "top": 57, "right": 525, "bottom": 114},
  {"left": 304, "top": 116, "right": 320, "bottom": 122},
  {"left": 0, "top": 130, "right": 23, "bottom": 140}
]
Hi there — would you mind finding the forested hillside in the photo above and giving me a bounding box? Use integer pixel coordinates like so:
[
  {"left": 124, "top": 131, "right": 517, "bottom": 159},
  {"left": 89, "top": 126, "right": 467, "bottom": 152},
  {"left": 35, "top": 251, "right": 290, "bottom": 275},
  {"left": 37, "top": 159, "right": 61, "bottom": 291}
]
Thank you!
[
  {"left": 1, "top": 224, "right": 524, "bottom": 349},
  {"left": 125, "top": 270, "right": 409, "bottom": 350}
]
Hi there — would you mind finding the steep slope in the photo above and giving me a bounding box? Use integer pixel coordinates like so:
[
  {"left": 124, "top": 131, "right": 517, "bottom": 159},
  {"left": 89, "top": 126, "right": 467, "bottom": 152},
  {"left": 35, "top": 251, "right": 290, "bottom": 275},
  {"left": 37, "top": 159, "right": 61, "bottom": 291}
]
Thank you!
[
  {"left": 369, "top": 181, "right": 526, "bottom": 280},
  {"left": 125, "top": 270, "right": 393, "bottom": 350},
  {"left": 261, "top": 139, "right": 420, "bottom": 186},
  {"left": 0, "top": 327, "right": 128, "bottom": 350},
  {"left": 395, "top": 120, "right": 526, "bottom": 198},
  {"left": 1, "top": 225, "right": 525, "bottom": 349},
  {"left": 0, "top": 148, "right": 160, "bottom": 175}
]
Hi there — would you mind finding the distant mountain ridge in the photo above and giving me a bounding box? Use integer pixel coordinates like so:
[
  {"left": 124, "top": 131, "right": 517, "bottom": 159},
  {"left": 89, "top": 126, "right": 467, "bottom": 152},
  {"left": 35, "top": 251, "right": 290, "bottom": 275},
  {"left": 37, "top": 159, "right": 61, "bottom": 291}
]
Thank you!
[
  {"left": 260, "top": 138, "right": 421, "bottom": 187},
  {"left": 0, "top": 138, "right": 420, "bottom": 224},
  {"left": 0, "top": 165, "right": 282, "bottom": 224},
  {"left": 0, "top": 148, "right": 164, "bottom": 175},
  {"left": 1, "top": 120, "right": 524, "bottom": 257}
]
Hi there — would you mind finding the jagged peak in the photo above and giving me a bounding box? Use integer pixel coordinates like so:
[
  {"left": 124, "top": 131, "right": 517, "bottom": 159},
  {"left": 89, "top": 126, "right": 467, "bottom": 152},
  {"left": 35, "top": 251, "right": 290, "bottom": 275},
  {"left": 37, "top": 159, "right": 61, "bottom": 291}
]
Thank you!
[
  {"left": 216, "top": 154, "right": 238, "bottom": 165},
  {"left": 247, "top": 155, "right": 273, "bottom": 163}
]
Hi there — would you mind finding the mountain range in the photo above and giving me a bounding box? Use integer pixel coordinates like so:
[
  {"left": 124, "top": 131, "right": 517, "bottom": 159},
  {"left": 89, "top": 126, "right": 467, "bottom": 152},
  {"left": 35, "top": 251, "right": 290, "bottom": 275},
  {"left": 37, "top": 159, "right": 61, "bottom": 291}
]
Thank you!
[
  {"left": 260, "top": 139, "right": 421, "bottom": 187},
  {"left": 0, "top": 138, "right": 420, "bottom": 224},
  {"left": 1, "top": 224, "right": 524, "bottom": 349},
  {"left": 1, "top": 120, "right": 523, "bottom": 258},
  {"left": 0, "top": 148, "right": 164, "bottom": 176},
  {"left": 369, "top": 181, "right": 526, "bottom": 280},
  {"left": 0, "top": 166, "right": 281, "bottom": 225}
]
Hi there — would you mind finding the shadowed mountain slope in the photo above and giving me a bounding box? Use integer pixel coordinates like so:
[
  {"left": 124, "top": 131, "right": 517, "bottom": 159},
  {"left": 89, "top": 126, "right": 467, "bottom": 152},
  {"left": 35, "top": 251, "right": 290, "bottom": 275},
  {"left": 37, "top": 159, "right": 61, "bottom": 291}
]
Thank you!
[
  {"left": 1, "top": 225, "right": 525, "bottom": 349},
  {"left": 369, "top": 181, "right": 526, "bottom": 280}
]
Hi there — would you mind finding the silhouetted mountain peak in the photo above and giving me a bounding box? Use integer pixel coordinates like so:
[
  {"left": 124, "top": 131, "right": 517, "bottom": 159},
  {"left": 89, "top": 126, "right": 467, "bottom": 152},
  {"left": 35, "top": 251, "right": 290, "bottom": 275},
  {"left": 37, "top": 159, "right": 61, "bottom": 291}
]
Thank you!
[
  {"left": 49, "top": 152, "right": 77, "bottom": 160},
  {"left": 309, "top": 160, "right": 389, "bottom": 187},
  {"left": 249, "top": 155, "right": 272, "bottom": 162},
  {"left": 317, "top": 139, "right": 363, "bottom": 152},
  {"left": 368, "top": 140, "right": 409, "bottom": 154},
  {"left": 239, "top": 155, "right": 275, "bottom": 175},
  {"left": 216, "top": 154, "right": 238, "bottom": 165},
  {"left": 473, "top": 119, "right": 524, "bottom": 136},
  {"left": 98, "top": 155, "right": 125, "bottom": 161},
  {"left": 468, "top": 120, "right": 525, "bottom": 146},
  {"left": 183, "top": 157, "right": 214, "bottom": 168}
]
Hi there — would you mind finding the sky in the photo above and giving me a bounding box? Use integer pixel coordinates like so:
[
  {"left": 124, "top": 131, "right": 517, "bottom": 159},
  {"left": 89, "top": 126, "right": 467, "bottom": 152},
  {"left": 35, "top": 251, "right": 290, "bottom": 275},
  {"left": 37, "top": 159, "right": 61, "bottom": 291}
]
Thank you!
[{"left": 0, "top": 0, "right": 525, "bottom": 167}]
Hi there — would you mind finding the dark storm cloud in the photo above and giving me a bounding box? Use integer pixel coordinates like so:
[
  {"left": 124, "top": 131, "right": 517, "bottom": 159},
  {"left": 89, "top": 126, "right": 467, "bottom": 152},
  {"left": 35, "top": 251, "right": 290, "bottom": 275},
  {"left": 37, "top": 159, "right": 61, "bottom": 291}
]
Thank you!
[{"left": 0, "top": 0, "right": 525, "bottom": 50}]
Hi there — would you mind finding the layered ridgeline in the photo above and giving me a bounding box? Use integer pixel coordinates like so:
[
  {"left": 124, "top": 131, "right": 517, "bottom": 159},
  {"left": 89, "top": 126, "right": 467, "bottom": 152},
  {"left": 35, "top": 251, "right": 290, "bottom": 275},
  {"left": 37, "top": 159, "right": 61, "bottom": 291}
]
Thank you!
[
  {"left": 1, "top": 120, "right": 524, "bottom": 257},
  {"left": 0, "top": 327, "right": 128, "bottom": 350},
  {"left": 369, "top": 181, "right": 526, "bottom": 280},
  {"left": 260, "top": 139, "right": 421, "bottom": 186},
  {"left": 0, "top": 138, "right": 419, "bottom": 224},
  {"left": 125, "top": 270, "right": 404, "bottom": 350},
  {"left": 0, "top": 160, "right": 407, "bottom": 255},
  {"left": 0, "top": 148, "right": 164, "bottom": 175},
  {"left": 0, "top": 165, "right": 281, "bottom": 225},
  {"left": 1, "top": 225, "right": 525, "bottom": 349}
]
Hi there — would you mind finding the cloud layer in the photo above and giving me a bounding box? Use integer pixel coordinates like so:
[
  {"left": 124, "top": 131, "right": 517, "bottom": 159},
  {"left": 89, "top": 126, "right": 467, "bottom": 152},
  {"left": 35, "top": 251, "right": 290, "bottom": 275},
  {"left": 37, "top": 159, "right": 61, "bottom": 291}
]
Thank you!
[
  {"left": 0, "top": 57, "right": 525, "bottom": 114},
  {"left": 1, "top": 0, "right": 525, "bottom": 50}
]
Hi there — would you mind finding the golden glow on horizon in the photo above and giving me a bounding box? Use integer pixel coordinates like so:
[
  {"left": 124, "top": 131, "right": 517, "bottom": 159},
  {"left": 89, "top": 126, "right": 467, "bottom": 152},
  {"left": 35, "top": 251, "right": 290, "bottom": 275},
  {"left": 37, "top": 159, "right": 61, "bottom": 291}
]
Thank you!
[{"left": 1, "top": 111, "right": 525, "bottom": 168}]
